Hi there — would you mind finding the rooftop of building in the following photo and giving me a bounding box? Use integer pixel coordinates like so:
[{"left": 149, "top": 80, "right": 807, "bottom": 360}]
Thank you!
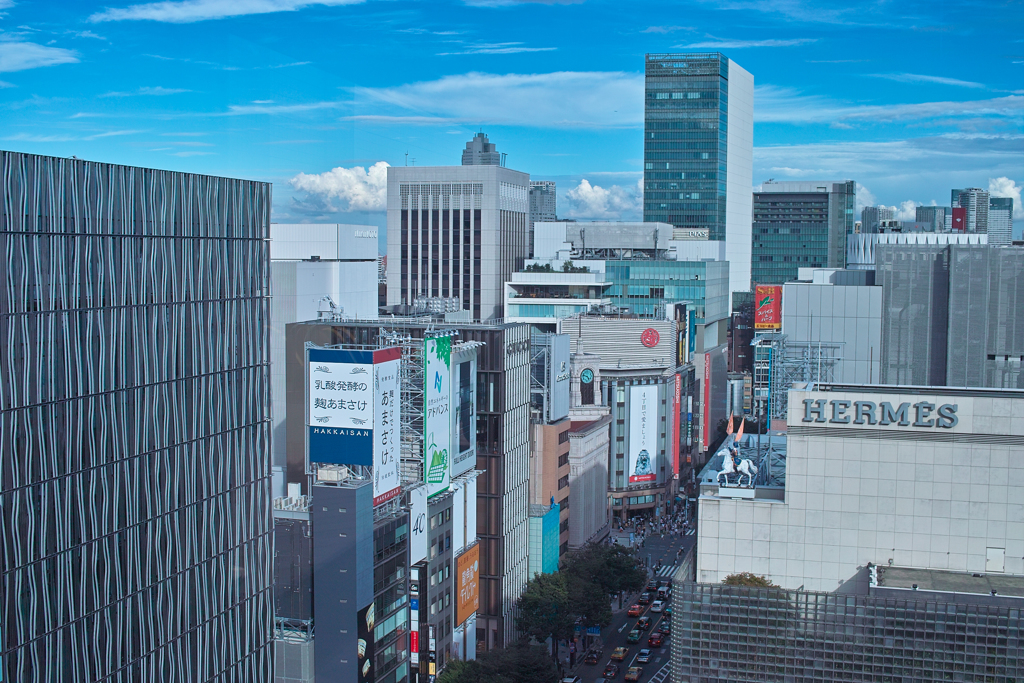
[
  {"left": 874, "top": 566, "right": 1024, "bottom": 598},
  {"left": 567, "top": 415, "right": 612, "bottom": 435},
  {"left": 806, "top": 382, "right": 1024, "bottom": 400},
  {"left": 697, "top": 431, "right": 788, "bottom": 490}
]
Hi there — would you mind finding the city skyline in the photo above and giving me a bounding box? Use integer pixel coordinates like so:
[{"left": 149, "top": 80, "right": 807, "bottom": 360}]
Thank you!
[{"left": 0, "top": 0, "right": 1021, "bottom": 239}]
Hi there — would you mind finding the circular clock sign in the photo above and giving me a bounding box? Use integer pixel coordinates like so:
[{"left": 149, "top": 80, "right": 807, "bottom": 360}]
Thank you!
[
  {"left": 641, "top": 328, "right": 660, "bottom": 348},
  {"left": 580, "top": 368, "right": 594, "bottom": 384}
]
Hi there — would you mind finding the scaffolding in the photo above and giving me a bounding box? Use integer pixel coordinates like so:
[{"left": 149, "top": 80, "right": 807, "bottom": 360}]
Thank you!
[
  {"left": 379, "top": 327, "right": 427, "bottom": 485},
  {"left": 752, "top": 334, "right": 843, "bottom": 422}
]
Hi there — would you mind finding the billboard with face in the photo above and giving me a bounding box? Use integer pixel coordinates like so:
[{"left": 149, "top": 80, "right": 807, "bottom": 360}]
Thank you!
[{"left": 628, "top": 384, "right": 659, "bottom": 484}]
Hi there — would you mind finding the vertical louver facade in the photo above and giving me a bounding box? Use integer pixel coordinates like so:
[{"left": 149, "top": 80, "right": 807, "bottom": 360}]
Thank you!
[{"left": 0, "top": 151, "right": 274, "bottom": 682}]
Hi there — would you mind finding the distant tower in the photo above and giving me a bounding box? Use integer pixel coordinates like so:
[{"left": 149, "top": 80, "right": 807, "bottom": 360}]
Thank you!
[{"left": 462, "top": 132, "right": 502, "bottom": 166}]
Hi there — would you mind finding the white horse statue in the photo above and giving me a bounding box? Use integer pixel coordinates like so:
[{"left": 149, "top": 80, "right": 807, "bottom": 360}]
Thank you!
[{"left": 717, "top": 446, "right": 758, "bottom": 487}]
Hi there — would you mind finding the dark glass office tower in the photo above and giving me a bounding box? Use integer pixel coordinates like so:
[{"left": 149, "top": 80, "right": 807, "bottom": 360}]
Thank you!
[
  {"left": 0, "top": 151, "right": 274, "bottom": 682},
  {"left": 644, "top": 53, "right": 753, "bottom": 299}
]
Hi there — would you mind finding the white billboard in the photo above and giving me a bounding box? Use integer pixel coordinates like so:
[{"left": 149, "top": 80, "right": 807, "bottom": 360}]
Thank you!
[
  {"left": 373, "top": 357, "right": 401, "bottom": 506},
  {"left": 306, "top": 347, "right": 401, "bottom": 507},
  {"left": 547, "top": 334, "right": 571, "bottom": 422},
  {"left": 408, "top": 484, "right": 429, "bottom": 565},
  {"left": 424, "top": 336, "right": 452, "bottom": 498},
  {"left": 628, "top": 385, "right": 658, "bottom": 484},
  {"left": 452, "top": 484, "right": 466, "bottom": 553}
]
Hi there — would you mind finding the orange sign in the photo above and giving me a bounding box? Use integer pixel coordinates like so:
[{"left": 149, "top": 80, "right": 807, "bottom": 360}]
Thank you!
[{"left": 456, "top": 544, "right": 480, "bottom": 626}]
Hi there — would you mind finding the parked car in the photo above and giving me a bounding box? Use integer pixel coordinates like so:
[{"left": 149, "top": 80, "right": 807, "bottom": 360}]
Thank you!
[
  {"left": 650, "top": 600, "right": 665, "bottom": 613},
  {"left": 610, "top": 647, "right": 629, "bottom": 661},
  {"left": 603, "top": 663, "right": 620, "bottom": 678},
  {"left": 636, "top": 616, "right": 652, "bottom": 631},
  {"left": 625, "top": 666, "right": 644, "bottom": 682},
  {"left": 636, "top": 648, "right": 652, "bottom": 664},
  {"left": 637, "top": 592, "right": 651, "bottom": 605},
  {"left": 585, "top": 650, "right": 601, "bottom": 665},
  {"left": 648, "top": 633, "right": 664, "bottom": 647},
  {"left": 627, "top": 604, "right": 642, "bottom": 617}
]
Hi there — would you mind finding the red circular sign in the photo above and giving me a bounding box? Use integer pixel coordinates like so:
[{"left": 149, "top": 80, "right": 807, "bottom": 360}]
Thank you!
[{"left": 641, "top": 328, "right": 660, "bottom": 348}]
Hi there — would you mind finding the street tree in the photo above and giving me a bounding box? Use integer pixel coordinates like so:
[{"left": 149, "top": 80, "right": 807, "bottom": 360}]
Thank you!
[{"left": 516, "top": 571, "right": 575, "bottom": 656}]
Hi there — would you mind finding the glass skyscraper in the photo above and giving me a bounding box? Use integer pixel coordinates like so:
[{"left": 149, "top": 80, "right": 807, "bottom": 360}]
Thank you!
[
  {"left": 0, "top": 151, "right": 274, "bottom": 681},
  {"left": 644, "top": 53, "right": 754, "bottom": 300}
]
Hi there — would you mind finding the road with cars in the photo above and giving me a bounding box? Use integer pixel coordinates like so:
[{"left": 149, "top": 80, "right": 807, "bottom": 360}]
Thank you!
[{"left": 564, "top": 525, "right": 696, "bottom": 683}]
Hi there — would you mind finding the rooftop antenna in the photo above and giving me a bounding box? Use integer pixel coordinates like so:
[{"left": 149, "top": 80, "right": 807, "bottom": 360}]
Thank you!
[{"left": 405, "top": 152, "right": 409, "bottom": 167}]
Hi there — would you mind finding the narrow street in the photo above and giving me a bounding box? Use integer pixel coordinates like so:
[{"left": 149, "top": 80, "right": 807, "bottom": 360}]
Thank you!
[{"left": 561, "top": 523, "right": 696, "bottom": 683}]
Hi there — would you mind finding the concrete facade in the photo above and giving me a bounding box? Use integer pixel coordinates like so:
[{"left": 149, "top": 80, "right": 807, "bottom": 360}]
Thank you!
[
  {"left": 529, "top": 419, "right": 572, "bottom": 557},
  {"left": 696, "top": 384, "right": 1024, "bottom": 591},
  {"left": 386, "top": 165, "right": 529, "bottom": 320},
  {"left": 568, "top": 416, "right": 613, "bottom": 548},
  {"left": 781, "top": 268, "right": 882, "bottom": 384}
]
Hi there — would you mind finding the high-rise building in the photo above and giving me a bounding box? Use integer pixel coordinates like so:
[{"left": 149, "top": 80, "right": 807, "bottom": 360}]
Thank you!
[
  {"left": 859, "top": 205, "right": 895, "bottom": 234},
  {"left": 0, "top": 151, "right": 274, "bottom": 681},
  {"left": 989, "top": 196, "right": 1014, "bottom": 245},
  {"left": 675, "top": 384, "right": 1024, "bottom": 683},
  {"left": 285, "top": 319, "right": 530, "bottom": 651},
  {"left": 751, "top": 180, "right": 855, "bottom": 284},
  {"left": 846, "top": 231, "right": 987, "bottom": 270},
  {"left": 528, "top": 180, "right": 556, "bottom": 258},
  {"left": 877, "top": 243, "right": 1024, "bottom": 388},
  {"left": 951, "top": 187, "right": 989, "bottom": 233},
  {"left": 386, "top": 161, "right": 530, "bottom": 321},
  {"left": 915, "top": 205, "right": 945, "bottom": 232},
  {"left": 644, "top": 53, "right": 754, "bottom": 300},
  {"left": 461, "top": 132, "right": 502, "bottom": 166}
]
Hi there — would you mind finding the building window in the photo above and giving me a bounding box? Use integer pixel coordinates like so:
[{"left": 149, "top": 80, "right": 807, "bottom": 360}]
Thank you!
[
  {"left": 558, "top": 475, "right": 569, "bottom": 490},
  {"left": 559, "top": 496, "right": 570, "bottom": 511},
  {"left": 558, "top": 453, "right": 569, "bottom": 467},
  {"left": 558, "top": 430, "right": 569, "bottom": 444}
]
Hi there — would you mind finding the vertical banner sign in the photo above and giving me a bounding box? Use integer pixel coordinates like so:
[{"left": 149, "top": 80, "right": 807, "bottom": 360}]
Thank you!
[
  {"left": 628, "top": 385, "right": 658, "bottom": 483},
  {"left": 672, "top": 374, "right": 681, "bottom": 479},
  {"left": 373, "top": 351, "right": 401, "bottom": 505},
  {"left": 456, "top": 544, "right": 480, "bottom": 627},
  {"left": 703, "top": 355, "right": 711, "bottom": 450},
  {"left": 952, "top": 206, "right": 966, "bottom": 232},
  {"left": 754, "top": 285, "right": 782, "bottom": 330},
  {"left": 425, "top": 336, "right": 452, "bottom": 498}
]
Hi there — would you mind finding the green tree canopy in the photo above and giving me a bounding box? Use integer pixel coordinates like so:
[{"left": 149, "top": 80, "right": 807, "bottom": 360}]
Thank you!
[
  {"left": 437, "top": 639, "right": 558, "bottom": 683},
  {"left": 564, "top": 543, "right": 646, "bottom": 596},
  {"left": 515, "top": 571, "right": 575, "bottom": 645}
]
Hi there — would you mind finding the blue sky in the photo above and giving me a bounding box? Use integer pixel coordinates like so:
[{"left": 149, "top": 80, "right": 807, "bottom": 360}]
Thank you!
[{"left": 2, "top": 0, "right": 1022, "bottom": 246}]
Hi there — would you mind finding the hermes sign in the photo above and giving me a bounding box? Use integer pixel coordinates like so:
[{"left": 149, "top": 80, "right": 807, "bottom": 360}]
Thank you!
[{"left": 802, "top": 398, "right": 959, "bottom": 429}]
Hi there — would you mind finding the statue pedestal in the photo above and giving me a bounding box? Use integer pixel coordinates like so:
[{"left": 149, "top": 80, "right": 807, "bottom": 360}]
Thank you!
[{"left": 718, "top": 486, "right": 755, "bottom": 499}]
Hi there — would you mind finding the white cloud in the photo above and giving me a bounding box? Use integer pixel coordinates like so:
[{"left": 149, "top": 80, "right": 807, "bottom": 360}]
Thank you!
[
  {"left": 563, "top": 178, "right": 642, "bottom": 220},
  {"left": 90, "top": 0, "right": 363, "bottom": 23},
  {"left": 989, "top": 177, "right": 1023, "bottom": 218},
  {"left": 0, "top": 80, "right": 13, "bottom": 88},
  {"left": 101, "top": 86, "right": 191, "bottom": 97},
  {"left": 675, "top": 37, "right": 816, "bottom": 49},
  {"left": 438, "top": 42, "right": 557, "bottom": 56},
  {"left": 289, "top": 161, "right": 389, "bottom": 213},
  {"left": 878, "top": 200, "right": 919, "bottom": 221},
  {"left": 870, "top": 73, "right": 986, "bottom": 89},
  {"left": 461, "top": 0, "right": 583, "bottom": 6},
  {"left": 352, "top": 71, "right": 643, "bottom": 128},
  {"left": 855, "top": 183, "right": 877, "bottom": 215},
  {"left": 0, "top": 42, "right": 78, "bottom": 72},
  {"left": 755, "top": 85, "right": 1024, "bottom": 124},
  {"left": 642, "top": 25, "right": 693, "bottom": 33},
  {"left": 226, "top": 100, "right": 346, "bottom": 115}
]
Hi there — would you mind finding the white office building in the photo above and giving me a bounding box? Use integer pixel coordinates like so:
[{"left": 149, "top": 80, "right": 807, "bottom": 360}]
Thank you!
[{"left": 386, "top": 162, "right": 530, "bottom": 321}]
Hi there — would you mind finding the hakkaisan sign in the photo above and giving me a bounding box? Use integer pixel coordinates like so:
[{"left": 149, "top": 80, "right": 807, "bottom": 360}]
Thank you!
[{"left": 801, "top": 398, "right": 959, "bottom": 429}]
